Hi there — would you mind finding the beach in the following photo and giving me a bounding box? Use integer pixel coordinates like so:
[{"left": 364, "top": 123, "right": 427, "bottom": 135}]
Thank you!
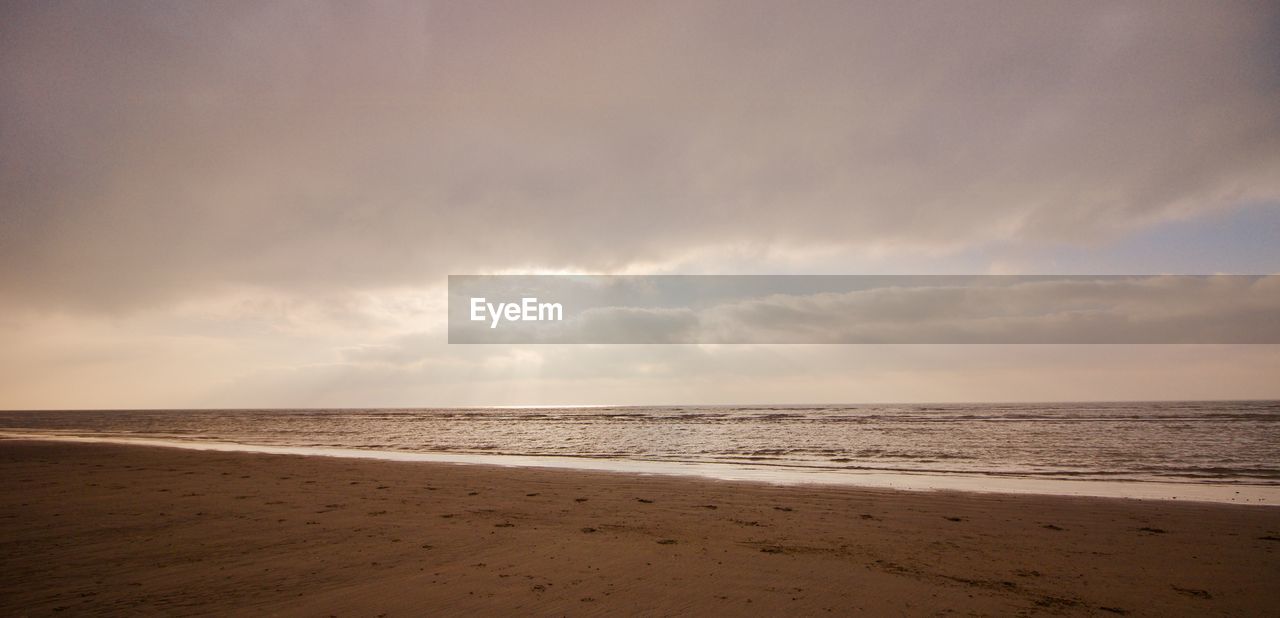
[{"left": 1, "top": 440, "right": 1277, "bottom": 616}]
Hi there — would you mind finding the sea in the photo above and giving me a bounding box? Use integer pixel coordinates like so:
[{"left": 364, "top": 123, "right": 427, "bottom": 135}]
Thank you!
[{"left": 2, "top": 401, "right": 1278, "bottom": 505}]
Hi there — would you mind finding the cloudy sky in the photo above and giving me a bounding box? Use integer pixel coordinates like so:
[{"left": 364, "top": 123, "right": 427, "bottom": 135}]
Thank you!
[{"left": 2, "top": 1, "right": 1279, "bottom": 408}]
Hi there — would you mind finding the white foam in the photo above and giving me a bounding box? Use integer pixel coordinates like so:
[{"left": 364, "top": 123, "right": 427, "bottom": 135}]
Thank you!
[{"left": 4, "top": 431, "right": 1277, "bottom": 506}]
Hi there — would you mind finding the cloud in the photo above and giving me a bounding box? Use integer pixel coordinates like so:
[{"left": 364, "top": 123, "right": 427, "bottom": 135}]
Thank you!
[
  {"left": 575, "top": 307, "right": 701, "bottom": 344},
  {"left": 2, "top": 1, "right": 1278, "bottom": 312},
  {"left": 2, "top": 2, "right": 1278, "bottom": 408},
  {"left": 200, "top": 342, "right": 1280, "bottom": 408},
  {"left": 701, "top": 275, "right": 1280, "bottom": 343}
]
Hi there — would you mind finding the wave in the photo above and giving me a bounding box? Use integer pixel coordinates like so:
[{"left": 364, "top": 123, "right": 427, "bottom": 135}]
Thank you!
[{"left": 2, "top": 401, "right": 1278, "bottom": 491}]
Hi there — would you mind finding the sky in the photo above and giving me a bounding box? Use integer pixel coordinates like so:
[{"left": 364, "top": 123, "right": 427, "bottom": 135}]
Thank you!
[{"left": 2, "top": 1, "right": 1279, "bottom": 408}]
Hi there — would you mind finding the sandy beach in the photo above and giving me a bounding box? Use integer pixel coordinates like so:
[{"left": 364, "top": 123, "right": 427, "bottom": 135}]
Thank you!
[{"left": 1, "top": 440, "right": 1277, "bottom": 616}]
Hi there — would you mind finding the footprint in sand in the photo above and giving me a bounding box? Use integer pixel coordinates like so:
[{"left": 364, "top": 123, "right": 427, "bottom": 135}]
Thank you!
[{"left": 1170, "top": 585, "right": 1211, "bottom": 599}]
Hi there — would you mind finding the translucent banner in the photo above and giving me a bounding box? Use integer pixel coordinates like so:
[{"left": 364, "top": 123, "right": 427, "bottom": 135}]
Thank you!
[{"left": 448, "top": 275, "right": 1280, "bottom": 344}]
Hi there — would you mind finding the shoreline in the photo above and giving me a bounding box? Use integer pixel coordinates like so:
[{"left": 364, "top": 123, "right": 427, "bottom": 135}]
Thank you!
[
  {"left": 3, "top": 439, "right": 1279, "bottom": 615},
  {"left": 2, "top": 432, "right": 1277, "bottom": 506}
]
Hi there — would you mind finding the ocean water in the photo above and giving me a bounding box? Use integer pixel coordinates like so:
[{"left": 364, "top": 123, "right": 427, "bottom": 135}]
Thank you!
[{"left": 2, "top": 402, "right": 1278, "bottom": 495}]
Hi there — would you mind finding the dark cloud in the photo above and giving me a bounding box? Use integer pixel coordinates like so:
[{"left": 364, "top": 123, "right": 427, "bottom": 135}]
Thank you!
[{"left": 2, "top": 1, "right": 1278, "bottom": 312}]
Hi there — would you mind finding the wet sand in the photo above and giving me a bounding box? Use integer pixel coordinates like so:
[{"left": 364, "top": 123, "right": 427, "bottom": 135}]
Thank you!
[{"left": 1, "top": 440, "right": 1277, "bottom": 616}]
